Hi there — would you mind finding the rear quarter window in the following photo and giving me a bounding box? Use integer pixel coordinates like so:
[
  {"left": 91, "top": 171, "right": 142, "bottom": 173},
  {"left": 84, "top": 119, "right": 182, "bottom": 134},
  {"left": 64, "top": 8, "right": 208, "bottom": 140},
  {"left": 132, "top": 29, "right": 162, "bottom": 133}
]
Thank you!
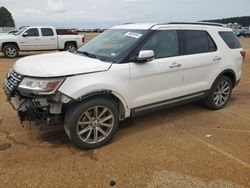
[{"left": 219, "top": 31, "right": 241, "bottom": 49}]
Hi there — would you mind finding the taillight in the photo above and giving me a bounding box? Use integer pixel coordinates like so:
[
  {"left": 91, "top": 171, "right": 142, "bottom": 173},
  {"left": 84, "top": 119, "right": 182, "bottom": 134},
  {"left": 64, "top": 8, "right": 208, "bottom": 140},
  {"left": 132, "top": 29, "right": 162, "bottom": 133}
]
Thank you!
[
  {"left": 82, "top": 36, "right": 85, "bottom": 43},
  {"left": 240, "top": 50, "right": 246, "bottom": 61}
]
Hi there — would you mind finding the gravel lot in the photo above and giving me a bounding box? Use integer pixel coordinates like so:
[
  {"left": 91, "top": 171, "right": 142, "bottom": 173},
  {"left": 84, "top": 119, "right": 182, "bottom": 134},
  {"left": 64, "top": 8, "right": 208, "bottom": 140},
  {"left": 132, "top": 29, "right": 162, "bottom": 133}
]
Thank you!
[{"left": 0, "top": 36, "right": 250, "bottom": 188}]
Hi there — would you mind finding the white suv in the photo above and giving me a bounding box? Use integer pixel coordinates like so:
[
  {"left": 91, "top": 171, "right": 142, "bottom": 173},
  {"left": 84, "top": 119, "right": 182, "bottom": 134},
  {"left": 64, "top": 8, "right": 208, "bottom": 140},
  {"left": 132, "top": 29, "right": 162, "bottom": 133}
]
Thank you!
[{"left": 4, "top": 22, "right": 245, "bottom": 149}]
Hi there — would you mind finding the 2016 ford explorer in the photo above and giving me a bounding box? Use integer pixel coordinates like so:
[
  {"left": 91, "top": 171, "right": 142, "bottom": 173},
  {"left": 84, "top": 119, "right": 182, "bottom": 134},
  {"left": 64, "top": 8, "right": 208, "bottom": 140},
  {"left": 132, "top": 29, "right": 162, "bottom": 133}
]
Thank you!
[{"left": 3, "top": 22, "right": 245, "bottom": 149}]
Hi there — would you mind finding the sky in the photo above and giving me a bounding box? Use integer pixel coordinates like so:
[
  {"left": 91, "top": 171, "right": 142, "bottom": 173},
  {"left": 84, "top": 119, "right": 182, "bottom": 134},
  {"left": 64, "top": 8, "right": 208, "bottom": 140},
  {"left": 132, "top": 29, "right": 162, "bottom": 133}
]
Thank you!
[{"left": 0, "top": 0, "right": 250, "bottom": 28}]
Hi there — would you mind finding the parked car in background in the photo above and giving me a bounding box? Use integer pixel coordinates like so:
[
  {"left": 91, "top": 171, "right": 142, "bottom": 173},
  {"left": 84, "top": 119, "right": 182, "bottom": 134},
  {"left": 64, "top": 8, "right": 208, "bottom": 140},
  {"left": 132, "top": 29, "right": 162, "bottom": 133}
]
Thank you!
[
  {"left": 3, "top": 22, "right": 244, "bottom": 149},
  {"left": 0, "top": 26, "right": 85, "bottom": 58},
  {"left": 234, "top": 31, "right": 244, "bottom": 37},
  {"left": 243, "top": 30, "right": 250, "bottom": 37}
]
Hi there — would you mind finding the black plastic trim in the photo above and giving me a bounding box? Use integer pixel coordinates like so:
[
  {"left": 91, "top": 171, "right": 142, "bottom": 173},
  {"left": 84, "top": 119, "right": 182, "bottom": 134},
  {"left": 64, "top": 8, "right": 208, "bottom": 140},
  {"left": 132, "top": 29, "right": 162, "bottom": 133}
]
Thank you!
[
  {"left": 168, "top": 22, "right": 224, "bottom": 27},
  {"left": 131, "top": 91, "right": 209, "bottom": 117}
]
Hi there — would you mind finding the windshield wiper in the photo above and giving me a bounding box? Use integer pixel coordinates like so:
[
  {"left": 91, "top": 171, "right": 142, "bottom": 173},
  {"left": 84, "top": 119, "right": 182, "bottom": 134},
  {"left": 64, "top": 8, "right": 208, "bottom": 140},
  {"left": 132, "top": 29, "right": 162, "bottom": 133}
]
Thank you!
[{"left": 77, "top": 51, "right": 97, "bottom": 59}]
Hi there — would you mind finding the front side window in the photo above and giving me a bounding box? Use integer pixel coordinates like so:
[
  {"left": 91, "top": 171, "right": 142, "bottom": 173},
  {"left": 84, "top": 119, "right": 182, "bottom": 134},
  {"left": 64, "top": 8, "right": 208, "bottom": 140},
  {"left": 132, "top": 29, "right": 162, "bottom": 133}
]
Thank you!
[
  {"left": 183, "top": 30, "right": 217, "bottom": 55},
  {"left": 41, "top": 28, "right": 54, "bottom": 36},
  {"left": 141, "top": 30, "right": 179, "bottom": 59},
  {"left": 25, "top": 28, "right": 39, "bottom": 37}
]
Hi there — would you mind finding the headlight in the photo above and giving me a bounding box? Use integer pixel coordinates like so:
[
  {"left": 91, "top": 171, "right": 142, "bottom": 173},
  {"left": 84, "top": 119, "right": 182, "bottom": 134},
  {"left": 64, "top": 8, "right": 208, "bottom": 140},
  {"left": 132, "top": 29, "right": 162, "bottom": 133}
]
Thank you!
[{"left": 18, "top": 77, "right": 64, "bottom": 95}]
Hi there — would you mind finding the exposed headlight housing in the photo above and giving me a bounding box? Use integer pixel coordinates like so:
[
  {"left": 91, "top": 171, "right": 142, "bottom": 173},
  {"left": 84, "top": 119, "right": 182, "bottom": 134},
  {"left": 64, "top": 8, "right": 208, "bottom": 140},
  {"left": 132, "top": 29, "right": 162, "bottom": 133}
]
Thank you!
[{"left": 18, "top": 77, "right": 64, "bottom": 95}]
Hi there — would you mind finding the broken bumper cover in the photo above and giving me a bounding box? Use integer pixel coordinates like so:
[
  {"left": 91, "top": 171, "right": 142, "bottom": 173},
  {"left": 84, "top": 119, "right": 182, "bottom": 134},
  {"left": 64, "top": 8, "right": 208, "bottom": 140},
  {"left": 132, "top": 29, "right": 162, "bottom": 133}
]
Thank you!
[
  {"left": 3, "top": 78, "right": 72, "bottom": 125},
  {"left": 3, "top": 86, "right": 64, "bottom": 124},
  {"left": 3, "top": 69, "right": 74, "bottom": 125}
]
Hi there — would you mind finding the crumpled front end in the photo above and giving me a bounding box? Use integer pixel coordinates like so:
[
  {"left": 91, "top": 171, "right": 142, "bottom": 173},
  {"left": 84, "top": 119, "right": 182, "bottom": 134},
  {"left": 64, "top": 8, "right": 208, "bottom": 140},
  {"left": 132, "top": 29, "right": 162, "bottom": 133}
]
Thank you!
[{"left": 3, "top": 69, "right": 71, "bottom": 125}]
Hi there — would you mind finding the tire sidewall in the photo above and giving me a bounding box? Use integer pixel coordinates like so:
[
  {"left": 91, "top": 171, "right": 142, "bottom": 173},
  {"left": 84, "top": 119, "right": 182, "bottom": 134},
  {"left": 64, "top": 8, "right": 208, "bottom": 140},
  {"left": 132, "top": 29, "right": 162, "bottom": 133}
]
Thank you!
[
  {"left": 3, "top": 45, "right": 18, "bottom": 58},
  {"left": 65, "top": 98, "right": 119, "bottom": 149}
]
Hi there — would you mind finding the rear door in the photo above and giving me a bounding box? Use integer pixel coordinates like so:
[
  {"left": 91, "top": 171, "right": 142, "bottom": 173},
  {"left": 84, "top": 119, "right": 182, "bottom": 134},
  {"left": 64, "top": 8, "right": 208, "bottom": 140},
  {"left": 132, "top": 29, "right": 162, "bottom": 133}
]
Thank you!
[
  {"left": 40, "top": 28, "right": 57, "bottom": 50},
  {"left": 179, "top": 28, "right": 219, "bottom": 96}
]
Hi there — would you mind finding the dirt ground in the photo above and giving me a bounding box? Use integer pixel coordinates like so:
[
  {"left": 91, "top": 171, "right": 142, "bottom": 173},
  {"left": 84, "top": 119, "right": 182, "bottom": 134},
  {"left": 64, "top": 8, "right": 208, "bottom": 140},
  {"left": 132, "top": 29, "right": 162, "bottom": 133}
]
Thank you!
[{"left": 0, "top": 36, "right": 250, "bottom": 188}]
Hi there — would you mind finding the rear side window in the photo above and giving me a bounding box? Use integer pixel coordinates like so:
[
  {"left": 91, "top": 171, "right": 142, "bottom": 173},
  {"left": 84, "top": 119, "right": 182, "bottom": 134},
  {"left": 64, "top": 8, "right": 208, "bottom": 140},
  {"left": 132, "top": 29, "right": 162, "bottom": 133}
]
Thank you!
[
  {"left": 219, "top": 31, "right": 241, "bottom": 49},
  {"left": 41, "top": 28, "right": 54, "bottom": 36},
  {"left": 183, "top": 30, "right": 217, "bottom": 55},
  {"left": 141, "top": 30, "right": 179, "bottom": 59}
]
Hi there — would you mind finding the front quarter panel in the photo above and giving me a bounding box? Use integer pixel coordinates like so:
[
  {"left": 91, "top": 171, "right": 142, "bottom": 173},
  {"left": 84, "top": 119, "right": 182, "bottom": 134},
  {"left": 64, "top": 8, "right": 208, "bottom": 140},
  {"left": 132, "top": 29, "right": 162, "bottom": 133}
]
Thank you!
[{"left": 58, "top": 63, "right": 131, "bottom": 111}]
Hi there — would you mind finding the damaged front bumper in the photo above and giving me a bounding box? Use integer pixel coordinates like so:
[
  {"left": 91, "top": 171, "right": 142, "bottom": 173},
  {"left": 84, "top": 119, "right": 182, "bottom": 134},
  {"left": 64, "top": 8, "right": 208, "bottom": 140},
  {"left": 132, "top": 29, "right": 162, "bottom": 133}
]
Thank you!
[
  {"left": 4, "top": 87, "right": 68, "bottom": 125},
  {"left": 3, "top": 70, "right": 72, "bottom": 125}
]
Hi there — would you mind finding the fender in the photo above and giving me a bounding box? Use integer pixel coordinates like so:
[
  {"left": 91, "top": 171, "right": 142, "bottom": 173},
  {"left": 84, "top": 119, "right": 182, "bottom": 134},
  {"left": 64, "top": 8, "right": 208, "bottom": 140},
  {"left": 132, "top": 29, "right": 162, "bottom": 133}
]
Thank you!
[
  {"left": 76, "top": 89, "right": 130, "bottom": 119},
  {"left": 211, "top": 69, "right": 236, "bottom": 88}
]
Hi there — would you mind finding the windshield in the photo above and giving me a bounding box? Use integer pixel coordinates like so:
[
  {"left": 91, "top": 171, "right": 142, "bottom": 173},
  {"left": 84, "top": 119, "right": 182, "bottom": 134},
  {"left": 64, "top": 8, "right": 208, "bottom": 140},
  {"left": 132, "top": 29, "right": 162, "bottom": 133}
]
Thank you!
[{"left": 78, "top": 29, "right": 147, "bottom": 62}]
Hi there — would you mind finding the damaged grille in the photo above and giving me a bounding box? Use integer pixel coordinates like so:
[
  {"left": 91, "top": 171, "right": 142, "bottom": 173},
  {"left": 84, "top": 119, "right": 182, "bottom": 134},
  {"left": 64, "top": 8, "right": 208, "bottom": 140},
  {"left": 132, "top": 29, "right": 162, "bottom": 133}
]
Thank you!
[{"left": 5, "top": 69, "right": 23, "bottom": 95}]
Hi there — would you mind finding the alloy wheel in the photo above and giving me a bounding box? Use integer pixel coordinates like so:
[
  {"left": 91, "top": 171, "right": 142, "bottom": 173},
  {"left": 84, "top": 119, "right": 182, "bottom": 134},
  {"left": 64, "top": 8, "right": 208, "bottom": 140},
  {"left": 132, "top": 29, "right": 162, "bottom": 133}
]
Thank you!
[
  {"left": 213, "top": 80, "right": 231, "bottom": 106},
  {"left": 77, "top": 106, "right": 114, "bottom": 144},
  {"left": 5, "top": 47, "right": 17, "bottom": 57}
]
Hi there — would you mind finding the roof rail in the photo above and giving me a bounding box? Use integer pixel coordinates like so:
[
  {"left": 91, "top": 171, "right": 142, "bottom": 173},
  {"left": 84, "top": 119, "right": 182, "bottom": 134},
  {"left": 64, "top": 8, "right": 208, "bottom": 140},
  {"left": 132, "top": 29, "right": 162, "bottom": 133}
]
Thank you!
[{"left": 167, "top": 22, "right": 225, "bottom": 27}]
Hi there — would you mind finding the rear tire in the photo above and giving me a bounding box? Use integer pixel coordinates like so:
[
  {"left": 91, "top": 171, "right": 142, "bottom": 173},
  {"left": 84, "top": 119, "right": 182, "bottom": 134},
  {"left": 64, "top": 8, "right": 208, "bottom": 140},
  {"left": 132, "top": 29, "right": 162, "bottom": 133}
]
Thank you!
[
  {"left": 64, "top": 98, "right": 119, "bottom": 149},
  {"left": 203, "top": 76, "right": 232, "bottom": 110},
  {"left": 3, "top": 45, "right": 19, "bottom": 58},
  {"left": 64, "top": 42, "right": 77, "bottom": 52}
]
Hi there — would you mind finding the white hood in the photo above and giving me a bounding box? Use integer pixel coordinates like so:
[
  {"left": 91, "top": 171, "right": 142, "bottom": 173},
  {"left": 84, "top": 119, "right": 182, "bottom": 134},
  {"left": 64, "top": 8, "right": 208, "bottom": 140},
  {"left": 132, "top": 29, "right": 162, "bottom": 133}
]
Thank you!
[
  {"left": 0, "top": 34, "right": 17, "bottom": 40},
  {"left": 13, "top": 52, "right": 112, "bottom": 77}
]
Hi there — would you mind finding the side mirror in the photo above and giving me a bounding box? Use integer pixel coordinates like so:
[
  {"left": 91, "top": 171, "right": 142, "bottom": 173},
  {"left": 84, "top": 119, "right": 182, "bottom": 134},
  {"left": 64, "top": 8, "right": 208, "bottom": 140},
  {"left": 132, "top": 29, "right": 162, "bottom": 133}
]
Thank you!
[
  {"left": 136, "top": 50, "right": 155, "bottom": 63},
  {"left": 22, "top": 32, "right": 28, "bottom": 37}
]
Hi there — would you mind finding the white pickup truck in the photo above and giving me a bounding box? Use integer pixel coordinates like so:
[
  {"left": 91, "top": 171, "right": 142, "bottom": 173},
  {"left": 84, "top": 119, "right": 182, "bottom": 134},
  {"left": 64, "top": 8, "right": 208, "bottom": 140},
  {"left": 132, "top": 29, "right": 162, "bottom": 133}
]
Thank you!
[{"left": 0, "top": 26, "right": 84, "bottom": 58}]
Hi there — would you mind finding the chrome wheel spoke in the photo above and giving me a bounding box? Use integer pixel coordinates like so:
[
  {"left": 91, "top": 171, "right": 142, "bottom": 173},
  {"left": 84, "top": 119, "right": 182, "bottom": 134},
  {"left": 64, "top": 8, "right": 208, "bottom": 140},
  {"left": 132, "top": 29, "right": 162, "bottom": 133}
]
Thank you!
[
  {"left": 99, "top": 122, "right": 113, "bottom": 128},
  {"left": 84, "top": 111, "right": 92, "bottom": 121},
  {"left": 78, "top": 126, "right": 92, "bottom": 135},
  {"left": 221, "top": 95, "right": 226, "bottom": 101},
  {"left": 100, "top": 114, "right": 113, "bottom": 123},
  {"left": 98, "top": 108, "right": 107, "bottom": 119},
  {"left": 94, "top": 106, "right": 98, "bottom": 119},
  {"left": 78, "top": 121, "right": 91, "bottom": 126},
  {"left": 84, "top": 128, "right": 92, "bottom": 142},
  {"left": 223, "top": 91, "right": 230, "bottom": 95},
  {"left": 94, "top": 127, "right": 98, "bottom": 142},
  {"left": 98, "top": 127, "right": 107, "bottom": 137},
  {"left": 219, "top": 96, "right": 223, "bottom": 104},
  {"left": 214, "top": 95, "right": 219, "bottom": 101},
  {"left": 222, "top": 86, "right": 230, "bottom": 92}
]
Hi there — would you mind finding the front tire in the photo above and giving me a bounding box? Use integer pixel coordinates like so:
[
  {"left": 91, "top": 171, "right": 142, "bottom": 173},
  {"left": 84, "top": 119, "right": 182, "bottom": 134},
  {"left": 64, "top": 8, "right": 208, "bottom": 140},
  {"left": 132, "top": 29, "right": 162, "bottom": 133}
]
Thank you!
[
  {"left": 3, "top": 45, "right": 19, "bottom": 58},
  {"left": 64, "top": 98, "right": 119, "bottom": 149},
  {"left": 204, "top": 76, "right": 232, "bottom": 110}
]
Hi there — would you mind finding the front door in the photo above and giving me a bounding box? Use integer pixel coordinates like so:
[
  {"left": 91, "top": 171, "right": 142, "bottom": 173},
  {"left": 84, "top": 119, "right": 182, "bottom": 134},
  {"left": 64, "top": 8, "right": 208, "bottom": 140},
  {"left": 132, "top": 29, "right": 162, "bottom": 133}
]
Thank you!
[
  {"left": 129, "top": 29, "right": 183, "bottom": 108},
  {"left": 20, "top": 28, "right": 42, "bottom": 50}
]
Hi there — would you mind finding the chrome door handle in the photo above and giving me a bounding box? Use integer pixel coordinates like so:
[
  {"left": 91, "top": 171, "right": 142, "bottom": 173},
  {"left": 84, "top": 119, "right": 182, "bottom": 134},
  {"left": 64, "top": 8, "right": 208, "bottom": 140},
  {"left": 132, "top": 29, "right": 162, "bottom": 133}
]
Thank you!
[
  {"left": 169, "top": 62, "right": 181, "bottom": 68},
  {"left": 213, "top": 57, "right": 222, "bottom": 61}
]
